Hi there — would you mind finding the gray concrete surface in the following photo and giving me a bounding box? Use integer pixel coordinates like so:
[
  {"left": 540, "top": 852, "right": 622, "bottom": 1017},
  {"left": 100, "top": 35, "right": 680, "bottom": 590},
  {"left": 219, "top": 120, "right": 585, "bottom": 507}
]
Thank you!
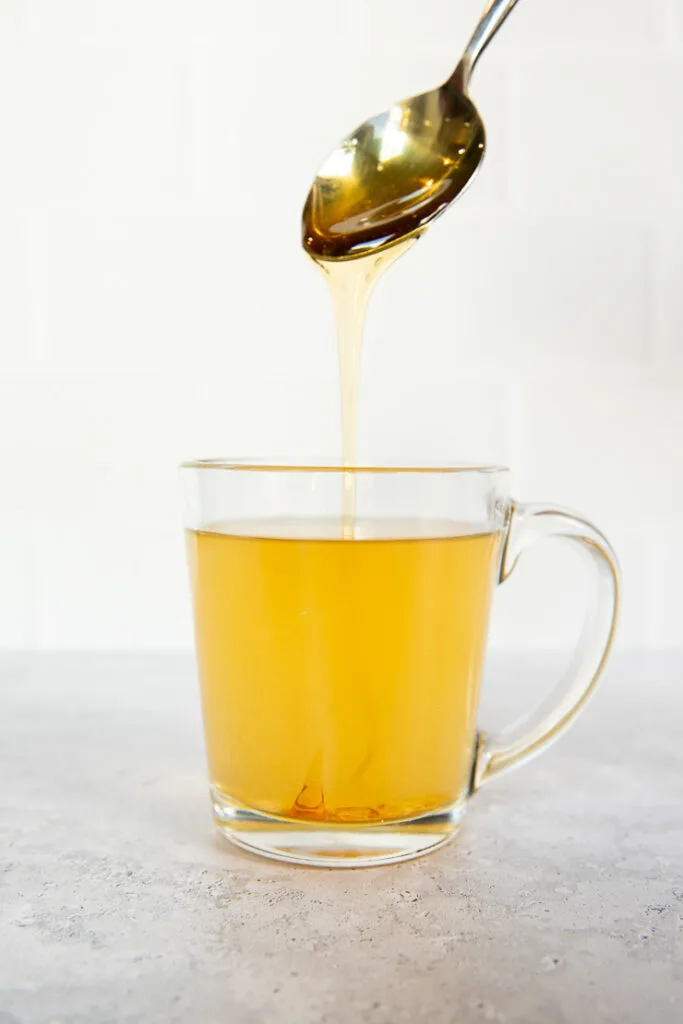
[{"left": 1, "top": 652, "right": 681, "bottom": 1024}]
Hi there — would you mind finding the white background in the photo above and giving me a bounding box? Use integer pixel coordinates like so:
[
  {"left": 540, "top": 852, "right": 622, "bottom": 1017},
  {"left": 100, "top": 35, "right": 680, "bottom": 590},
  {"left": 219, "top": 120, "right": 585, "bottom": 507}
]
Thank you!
[{"left": 0, "top": 0, "right": 681, "bottom": 653}]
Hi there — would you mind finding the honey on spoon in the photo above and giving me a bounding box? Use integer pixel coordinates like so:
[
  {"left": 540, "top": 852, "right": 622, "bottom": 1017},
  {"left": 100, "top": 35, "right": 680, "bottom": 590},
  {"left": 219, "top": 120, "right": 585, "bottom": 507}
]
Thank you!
[
  {"left": 302, "top": 0, "right": 521, "bottom": 533},
  {"left": 303, "top": 0, "right": 521, "bottom": 261}
]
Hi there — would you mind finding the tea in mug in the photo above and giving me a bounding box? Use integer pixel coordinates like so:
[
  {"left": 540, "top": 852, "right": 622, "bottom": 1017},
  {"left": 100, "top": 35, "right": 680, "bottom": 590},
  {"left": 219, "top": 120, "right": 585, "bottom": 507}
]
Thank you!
[{"left": 187, "top": 519, "right": 502, "bottom": 824}]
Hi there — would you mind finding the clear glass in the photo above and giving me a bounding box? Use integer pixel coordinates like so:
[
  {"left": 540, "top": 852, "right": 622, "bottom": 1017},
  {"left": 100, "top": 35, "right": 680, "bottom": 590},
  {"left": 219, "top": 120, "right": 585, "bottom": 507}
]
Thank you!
[{"left": 181, "top": 460, "right": 620, "bottom": 867}]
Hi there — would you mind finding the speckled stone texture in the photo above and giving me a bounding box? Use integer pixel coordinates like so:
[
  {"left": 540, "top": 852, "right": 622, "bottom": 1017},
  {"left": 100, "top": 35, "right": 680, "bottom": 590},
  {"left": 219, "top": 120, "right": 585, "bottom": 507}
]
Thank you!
[{"left": 1, "top": 652, "right": 681, "bottom": 1024}]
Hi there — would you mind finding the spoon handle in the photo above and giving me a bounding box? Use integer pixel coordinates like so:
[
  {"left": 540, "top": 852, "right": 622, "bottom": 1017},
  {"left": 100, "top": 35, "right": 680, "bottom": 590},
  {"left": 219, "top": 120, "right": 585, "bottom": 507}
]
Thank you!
[{"left": 450, "top": 0, "right": 521, "bottom": 91}]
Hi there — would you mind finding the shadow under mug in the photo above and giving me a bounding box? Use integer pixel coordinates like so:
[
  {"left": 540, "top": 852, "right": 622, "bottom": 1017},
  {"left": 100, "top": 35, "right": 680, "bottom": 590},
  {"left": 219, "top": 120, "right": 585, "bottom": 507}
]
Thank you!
[{"left": 181, "top": 460, "right": 620, "bottom": 868}]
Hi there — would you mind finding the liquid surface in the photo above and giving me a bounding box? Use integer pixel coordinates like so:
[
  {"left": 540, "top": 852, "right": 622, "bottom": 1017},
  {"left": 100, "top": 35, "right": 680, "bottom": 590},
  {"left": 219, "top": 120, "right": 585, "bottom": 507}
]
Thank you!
[
  {"left": 303, "top": 89, "right": 484, "bottom": 261},
  {"left": 187, "top": 520, "right": 502, "bottom": 824}
]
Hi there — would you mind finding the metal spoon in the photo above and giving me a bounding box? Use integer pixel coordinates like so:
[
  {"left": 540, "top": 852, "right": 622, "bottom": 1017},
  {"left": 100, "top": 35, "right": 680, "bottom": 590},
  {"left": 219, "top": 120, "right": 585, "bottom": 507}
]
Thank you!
[{"left": 303, "top": 0, "right": 521, "bottom": 261}]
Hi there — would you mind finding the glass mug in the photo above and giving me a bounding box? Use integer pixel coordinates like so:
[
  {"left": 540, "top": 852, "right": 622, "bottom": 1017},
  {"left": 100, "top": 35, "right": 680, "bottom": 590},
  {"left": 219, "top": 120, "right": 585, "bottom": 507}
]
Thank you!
[{"left": 181, "top": 461, "right": 619, "bottom": 867}]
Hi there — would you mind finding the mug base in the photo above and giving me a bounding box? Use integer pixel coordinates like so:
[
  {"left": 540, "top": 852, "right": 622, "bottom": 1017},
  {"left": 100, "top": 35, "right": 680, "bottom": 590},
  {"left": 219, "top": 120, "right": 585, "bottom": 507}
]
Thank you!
[{"left": 211, "top": 788, "right": 466, "bottom": 868}]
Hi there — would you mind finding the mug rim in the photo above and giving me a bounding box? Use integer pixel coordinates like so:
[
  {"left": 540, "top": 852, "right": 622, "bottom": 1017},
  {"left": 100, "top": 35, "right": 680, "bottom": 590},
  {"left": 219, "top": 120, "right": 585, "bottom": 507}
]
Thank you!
[{"left": 180, "top": 457, "right": 510, "bottom": 475}]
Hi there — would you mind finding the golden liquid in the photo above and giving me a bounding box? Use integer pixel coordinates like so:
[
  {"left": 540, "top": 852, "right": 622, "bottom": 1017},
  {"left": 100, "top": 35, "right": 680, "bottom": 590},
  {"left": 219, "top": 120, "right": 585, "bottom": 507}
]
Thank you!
[
  {"left": 302, "top": 90, "right": 483, "bottom": 532},
  {"left": 187, "top": 520, "right": 501, "bottom": 823},
  {"left": 312, "top": 237, "right": 418, "bottom": 536}
]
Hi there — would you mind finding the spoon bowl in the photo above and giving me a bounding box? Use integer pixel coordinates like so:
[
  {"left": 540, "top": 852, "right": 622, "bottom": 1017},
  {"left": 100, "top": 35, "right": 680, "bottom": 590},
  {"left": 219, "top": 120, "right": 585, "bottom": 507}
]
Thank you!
[
  {"left": 303, "top": 85, "right": 485, "bottom": 261},
  {"left": 303, "top": 0, "right": 521, "bottom": 261}
]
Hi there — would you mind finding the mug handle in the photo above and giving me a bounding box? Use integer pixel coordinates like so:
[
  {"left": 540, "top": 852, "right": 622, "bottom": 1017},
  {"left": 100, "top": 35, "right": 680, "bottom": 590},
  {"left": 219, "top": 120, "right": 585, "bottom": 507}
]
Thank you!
[{"left": 472, "top": 502, "right": 621, "bottom": 790}]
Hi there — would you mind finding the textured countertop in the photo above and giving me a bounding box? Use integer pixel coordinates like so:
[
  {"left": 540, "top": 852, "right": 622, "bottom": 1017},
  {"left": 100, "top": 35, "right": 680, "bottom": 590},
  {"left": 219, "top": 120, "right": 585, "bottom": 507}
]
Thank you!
[{"left": 1, "top": 652, "right": 682, "bottom": 1024}]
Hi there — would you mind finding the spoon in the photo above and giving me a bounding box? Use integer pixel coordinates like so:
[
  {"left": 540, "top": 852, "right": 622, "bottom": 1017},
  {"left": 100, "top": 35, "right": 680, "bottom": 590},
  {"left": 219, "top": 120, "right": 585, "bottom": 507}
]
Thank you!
[{"left": 303, "top": 0, "right": 521, "bottom": 261}]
